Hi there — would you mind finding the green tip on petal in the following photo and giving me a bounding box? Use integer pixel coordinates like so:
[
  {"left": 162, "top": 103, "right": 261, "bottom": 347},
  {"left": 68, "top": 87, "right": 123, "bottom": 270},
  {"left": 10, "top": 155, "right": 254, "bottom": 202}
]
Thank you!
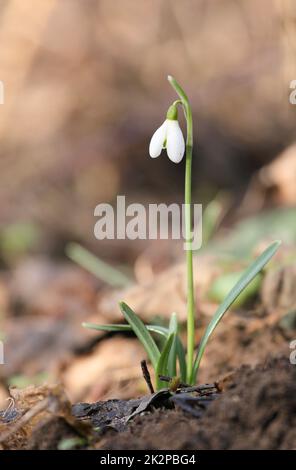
[{"left": 166, "top": 103, "right": 178, "bottom": 120}]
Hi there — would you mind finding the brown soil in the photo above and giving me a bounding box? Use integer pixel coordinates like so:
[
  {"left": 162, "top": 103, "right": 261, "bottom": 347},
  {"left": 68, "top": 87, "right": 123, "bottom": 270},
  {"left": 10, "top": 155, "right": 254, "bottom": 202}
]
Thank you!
[
  {"left": 99, "top": 357, "right": 296, "bottom": 450},
  {"left": 28, "top": 417, "right": 83, "bottom": 450}
]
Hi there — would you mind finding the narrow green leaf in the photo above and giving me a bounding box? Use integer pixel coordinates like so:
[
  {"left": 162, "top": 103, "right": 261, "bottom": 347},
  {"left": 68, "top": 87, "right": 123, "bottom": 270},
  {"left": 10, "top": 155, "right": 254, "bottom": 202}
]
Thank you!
[
  {"left": 119, "top": 302, "right": 160, "bottom": 368},
  {"left": 156, "top": 333, "right": 174, "bottom": 389},
  {"left": 145, "top": 325, "right": 169, "bottom": 338},
  {"left": 207, "top": 270, "right": 262, "bottom": 308},
  {"left": 83, "top": 322, "right": 168, "bottom": 338},
  {"left": 192, "top": 240, "right": 281, "bottom": 382},
  {"left": 66, "top": 242, "right": 131, "bottom": 288},
  {"left": 83, "top": 323, "right": 132, "bottom": 333},
  {"left": 176, "top": 336, "right": 187, "bottom": 383},
  {"left": 83, "top": 320, "right": 187, "bottom": 381},
  {"left": 167, "top": 313, "right": 178, "bottom": 377}
]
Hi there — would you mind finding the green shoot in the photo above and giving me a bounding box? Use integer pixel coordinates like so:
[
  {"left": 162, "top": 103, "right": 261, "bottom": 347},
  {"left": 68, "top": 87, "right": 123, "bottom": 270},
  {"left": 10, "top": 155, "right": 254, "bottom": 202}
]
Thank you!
[
  {"left": 155, "top": 333, "right": 175, "bottom": 389},
  {"left": 84, "top": 240, "right": 280, "bottom": 389},
  {"left": 119, "top": 301, "right": 160, "bottom": 369}
]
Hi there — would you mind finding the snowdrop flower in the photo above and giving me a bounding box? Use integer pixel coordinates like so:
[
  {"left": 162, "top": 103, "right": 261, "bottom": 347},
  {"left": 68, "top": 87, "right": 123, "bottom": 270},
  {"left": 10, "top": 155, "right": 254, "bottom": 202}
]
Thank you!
[{"left": 149, "top": 104, "right": 185, "bottom": 163}]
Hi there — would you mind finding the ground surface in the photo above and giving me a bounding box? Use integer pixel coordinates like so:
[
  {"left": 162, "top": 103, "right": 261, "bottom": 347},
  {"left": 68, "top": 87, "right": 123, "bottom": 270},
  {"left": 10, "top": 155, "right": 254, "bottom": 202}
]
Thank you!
[
  {"left": 97, "top": 357, "right": 296, "bottom": 450},
  {"left": 16, "top": 356, "right": 296, "bottom": 450},
  {"left": 0, "top": 238, "right": 296, "bottom": 450}
]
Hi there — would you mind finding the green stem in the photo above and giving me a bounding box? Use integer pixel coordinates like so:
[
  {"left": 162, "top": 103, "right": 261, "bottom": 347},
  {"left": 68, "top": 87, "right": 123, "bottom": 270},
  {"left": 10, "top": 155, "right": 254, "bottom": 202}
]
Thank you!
[{"left": 168, "top": 76, "right": 195, "bottom": 384}]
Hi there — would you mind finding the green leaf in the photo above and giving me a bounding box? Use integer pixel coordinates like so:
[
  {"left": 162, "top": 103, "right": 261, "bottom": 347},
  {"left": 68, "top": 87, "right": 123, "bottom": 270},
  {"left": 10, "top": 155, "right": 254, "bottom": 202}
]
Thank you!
[
  {"left": 66, "top": 243, "right": 131, "bottom": 288},
  {"left": 176, "top": 336, "right": 187, "bottom": 383},
  {"left": 83, "top": 322, "right": 168, "bottom": 337},
  {"left": 156, "top": 333, "right": 174, "bottom": 389},
  {"left": 83, "top": 323, "right": 132, "bottom": 333},
  {"left": 207, "top": 271, "right": 262, "bottom": 308},
  {"left": 119, "top": 302, "right": 160, "bottom": 369},
  {"left": 83, "top": 320, "right": 187, "bottom": 381},
  {"left": 167, "top": 313, "right": 178, "bottom": 377},
  {"left": 192, "top": 240, "right": 281, "bottom": 382}
]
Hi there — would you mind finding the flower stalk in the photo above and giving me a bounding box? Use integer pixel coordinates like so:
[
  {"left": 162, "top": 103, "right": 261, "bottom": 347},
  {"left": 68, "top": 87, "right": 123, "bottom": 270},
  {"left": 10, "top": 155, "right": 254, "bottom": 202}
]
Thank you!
[
  {"left": 167, "top": 75, "right": 195, "bottom": 383},
  {"left": 83, "top": 75, "right": 281, "bottom": 391}
]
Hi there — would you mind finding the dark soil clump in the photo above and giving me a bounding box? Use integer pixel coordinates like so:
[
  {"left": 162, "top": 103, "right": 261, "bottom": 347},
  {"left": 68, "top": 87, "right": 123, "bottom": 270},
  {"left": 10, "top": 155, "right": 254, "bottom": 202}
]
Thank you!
[{"left": 100, "top": 357, "right": 296, "bottom": 450}]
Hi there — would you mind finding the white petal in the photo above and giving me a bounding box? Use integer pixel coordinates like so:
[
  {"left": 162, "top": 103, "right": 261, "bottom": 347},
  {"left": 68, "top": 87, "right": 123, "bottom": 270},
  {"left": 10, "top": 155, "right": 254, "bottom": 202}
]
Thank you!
[
  {"left": 166, "top": 120, "right": 185, "bottom": 163},
  {"left": 149, "top": 121, "right": 168, "bottom": 158}
]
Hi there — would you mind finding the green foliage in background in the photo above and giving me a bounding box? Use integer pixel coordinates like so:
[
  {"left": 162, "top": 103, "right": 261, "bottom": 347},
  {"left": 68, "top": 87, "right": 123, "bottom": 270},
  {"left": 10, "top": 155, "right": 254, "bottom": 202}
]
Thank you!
[{"left": 0, "top": 222, "right": 40, "bottom": 264}]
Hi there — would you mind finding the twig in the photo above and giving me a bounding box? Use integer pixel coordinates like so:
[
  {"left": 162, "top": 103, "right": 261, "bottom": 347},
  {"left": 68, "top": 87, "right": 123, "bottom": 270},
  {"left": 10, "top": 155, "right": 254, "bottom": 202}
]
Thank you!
[{"left": 141, "top": 360, "right": 154, "bottom": 394}]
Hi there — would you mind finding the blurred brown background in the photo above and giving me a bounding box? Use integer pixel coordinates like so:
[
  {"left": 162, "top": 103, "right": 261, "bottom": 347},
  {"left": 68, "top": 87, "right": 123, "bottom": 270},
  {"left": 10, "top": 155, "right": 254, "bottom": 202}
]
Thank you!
[{"left": 0, "top": 0, "right": 295, "bottom": 264}]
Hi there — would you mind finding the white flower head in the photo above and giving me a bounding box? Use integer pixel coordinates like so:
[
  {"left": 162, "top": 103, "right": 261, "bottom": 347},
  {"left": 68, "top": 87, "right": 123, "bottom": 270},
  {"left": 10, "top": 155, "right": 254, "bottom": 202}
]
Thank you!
[{"left": 149, "top": 104, "right": 185, "bottom": 164}]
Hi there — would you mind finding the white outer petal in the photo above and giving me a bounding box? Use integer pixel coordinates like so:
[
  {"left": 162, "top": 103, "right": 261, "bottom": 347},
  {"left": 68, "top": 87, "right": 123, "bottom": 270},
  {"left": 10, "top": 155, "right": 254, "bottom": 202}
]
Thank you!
[
  {"left": 166, "top": 120, "right": 185, "bottom": 163},
  {"left": 149, "top": 120, "right": 168, "bottom": 158}
]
